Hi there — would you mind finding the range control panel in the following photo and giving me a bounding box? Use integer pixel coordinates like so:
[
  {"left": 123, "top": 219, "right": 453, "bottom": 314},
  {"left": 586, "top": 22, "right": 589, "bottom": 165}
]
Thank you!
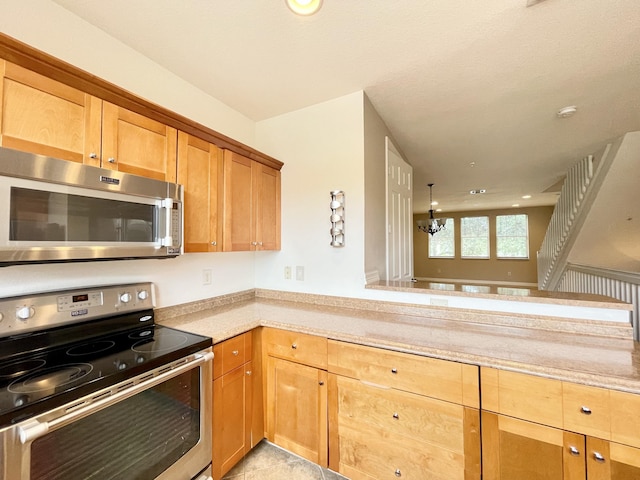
[{"left": 0, "top": 283, "right": 155, "bottom": 338}]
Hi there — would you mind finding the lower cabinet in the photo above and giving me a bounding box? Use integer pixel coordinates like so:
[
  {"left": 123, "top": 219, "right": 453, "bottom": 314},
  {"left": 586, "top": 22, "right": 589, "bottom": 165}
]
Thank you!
[
  {"left": 482, "top": 412, "right": 640, "bottom": 480},
  {"left": 330, "top": 374, "right": 480, "bottom": 480},
  {"left": 481, "top": 367, "right": 640, "bottom": 480},
  {"left": 328, "top": 340, "right": 481, "bottom": 480},
  {"left": 264, "top": 328, "right": 328, "bottom": 466},
  {"left": 212, "top": 331, "right": 263, "bottom": 480},
  {"left": 266, "top": 356, "right": 328, "bottom": 465}
]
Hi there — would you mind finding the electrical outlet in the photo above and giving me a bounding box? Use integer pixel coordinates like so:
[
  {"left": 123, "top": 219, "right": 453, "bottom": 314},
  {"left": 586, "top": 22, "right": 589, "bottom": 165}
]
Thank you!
[
  {"left": 284, "top": 266, "right": 292, "bottom": 280},
  {"left": 296, "top": 266, "right": 305, "bottom": 281},
  {"left": 202, "top": 269, "right": 212, "bottom": 285}
]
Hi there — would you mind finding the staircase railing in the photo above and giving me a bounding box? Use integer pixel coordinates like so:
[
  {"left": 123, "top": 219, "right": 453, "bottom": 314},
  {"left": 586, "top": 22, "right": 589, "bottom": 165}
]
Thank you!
[
  {"left": 556, "top": 264, "right": 639, "bottom": 340},
  {"left": 537, "top": 154, "right": 594, "bottom": 289}
]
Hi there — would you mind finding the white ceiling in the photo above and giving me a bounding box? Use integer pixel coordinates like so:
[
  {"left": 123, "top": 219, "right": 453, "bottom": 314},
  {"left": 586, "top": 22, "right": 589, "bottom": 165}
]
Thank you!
[{"left": 52, "top": 0, "right": 640, "bottom": 213}]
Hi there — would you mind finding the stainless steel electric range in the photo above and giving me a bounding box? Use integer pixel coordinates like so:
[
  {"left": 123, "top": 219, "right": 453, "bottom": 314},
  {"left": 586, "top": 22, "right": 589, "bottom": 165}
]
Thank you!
[{"left": 0, "top": 282, "right": 213, "bottom": 480}]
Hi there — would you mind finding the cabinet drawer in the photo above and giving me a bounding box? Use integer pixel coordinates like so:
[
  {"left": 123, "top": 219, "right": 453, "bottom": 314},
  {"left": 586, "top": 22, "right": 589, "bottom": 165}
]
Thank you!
[
  {"left": 335, "top": 375, "right": 467, "bottom": 452},
  {"left": 563, "top": 382, "right": 611, "bottom": 439},
  {"left": 213, "top": 332, "right": 251, "bottom": 379},
  {"left": 481, "top": 367, "right": 563, "bottom": 429},
  {"left": 263, "top": 328, "right": 327, "bottom": 369},
  {"left": 329, "top": 340, "right": 479, "bottom": 407},
  {"left": 338, "top": 421, "right": 469, "bottom": 480}
]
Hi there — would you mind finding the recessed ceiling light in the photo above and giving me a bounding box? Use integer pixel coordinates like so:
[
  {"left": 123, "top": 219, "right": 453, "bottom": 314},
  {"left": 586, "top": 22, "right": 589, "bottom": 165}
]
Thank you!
[
  {"left": 469, "top": 189, "right": 487, "bottom": 195},
  {"left": 286, "top": 0, "right": 323, "bottom": 15},
  {"left": 556, "top": 105, "right": 577, "bottom": 118},
  {"left": 431, "top": 201, "right": 439, "bottom": 206},
  {"left": 512, "top": 204, "right": 520, "bottom": 207},
  {"left": 436, "top": 208, "right": 442, "bottom": 212},
  {"left": 522, "top": 195, "right": 531, "bottom": 199}
]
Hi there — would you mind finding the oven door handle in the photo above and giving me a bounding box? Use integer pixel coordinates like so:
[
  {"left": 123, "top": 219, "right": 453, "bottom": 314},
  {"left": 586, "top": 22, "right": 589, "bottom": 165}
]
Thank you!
[{"left": 18, "top": 350, "right": 213, "bottom": 445}]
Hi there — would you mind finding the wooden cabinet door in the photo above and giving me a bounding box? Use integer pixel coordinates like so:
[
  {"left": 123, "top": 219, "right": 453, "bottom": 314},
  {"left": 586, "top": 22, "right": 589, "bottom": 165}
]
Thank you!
[
  {"left": 482, "top": 412, "right": 585, "bottom": 480},
  {"left": 213, "top": 365, "right": 251, "bottom": 480},
  {"left": 266, "top": 356, "right": 328, "bottom": 466},
  {"left": 222, "top": 150, "right": 281, "bottom": 251},
  {"left": 254, "top": 163, "right": 281, "bottom": 250},
  {"left": 223, "top": 150, "right": 255, "bottom": 251},
  {"left": 0, "top": 60, "right": 101, "bottom": 164},
  {"left": 101, "top": 101, "right": 177, "bottom": 181},
  {"left": 177, "top": 132, "right": 222, "bottom": 252},
  {"left": 587, "top": 438, "right": 640, "bottom": 480}
]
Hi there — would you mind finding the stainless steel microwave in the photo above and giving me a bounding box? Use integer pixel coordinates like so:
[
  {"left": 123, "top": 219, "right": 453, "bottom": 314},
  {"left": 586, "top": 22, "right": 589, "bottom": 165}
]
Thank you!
[{"left": 0, "top": 147, "right": 183, "bottom": 265}]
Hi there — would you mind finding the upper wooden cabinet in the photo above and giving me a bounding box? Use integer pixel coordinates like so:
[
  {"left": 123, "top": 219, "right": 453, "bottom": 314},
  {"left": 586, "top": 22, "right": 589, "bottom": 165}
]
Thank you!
[
  {"left": 0, "top": 60, "right": 101, "bottom": 164},
  {"left": 178, "top": 132, "right": 223, "bottom": 252},
  {"left": 101, "top": 102, "right": 177, "bottom": 181},
  {"left": 223, "top": 150, "right": 281, "bottom": 251},
  {"left": 0, "top": 60, "right": 177, "bottom": 182}
]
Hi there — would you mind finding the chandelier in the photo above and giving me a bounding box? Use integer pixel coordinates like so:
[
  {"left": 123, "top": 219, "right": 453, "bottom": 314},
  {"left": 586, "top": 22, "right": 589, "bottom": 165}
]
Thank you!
[{"left": 417, "top": 183, "right": 446, "bottom": 236}]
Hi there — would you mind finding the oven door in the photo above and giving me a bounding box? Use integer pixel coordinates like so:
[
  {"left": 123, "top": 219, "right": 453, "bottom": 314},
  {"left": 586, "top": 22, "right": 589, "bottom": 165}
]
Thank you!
[{"left": 1, "top": 349, "right": 212, "bottom": 480}]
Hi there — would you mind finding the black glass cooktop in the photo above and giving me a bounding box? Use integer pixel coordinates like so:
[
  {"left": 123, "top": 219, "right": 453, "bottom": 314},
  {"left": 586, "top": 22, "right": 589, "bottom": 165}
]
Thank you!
[{"left": 0, "top": 310, "right": 211, "bottom": 428}]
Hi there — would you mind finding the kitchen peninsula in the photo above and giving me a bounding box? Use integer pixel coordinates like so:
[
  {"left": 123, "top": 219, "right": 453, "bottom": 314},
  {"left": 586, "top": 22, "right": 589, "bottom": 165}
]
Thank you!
[{"left": 158, "top": 288, "right": 640, "bottom": 479}]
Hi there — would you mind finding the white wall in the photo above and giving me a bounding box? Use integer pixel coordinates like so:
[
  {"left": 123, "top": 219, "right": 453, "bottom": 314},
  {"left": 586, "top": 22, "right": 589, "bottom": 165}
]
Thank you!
[
  {"left": 254, "top": 92, "right": 368, "bottom": 297},
  {"left": 0, "top": 0, "right": 257, "bottom": 307}
]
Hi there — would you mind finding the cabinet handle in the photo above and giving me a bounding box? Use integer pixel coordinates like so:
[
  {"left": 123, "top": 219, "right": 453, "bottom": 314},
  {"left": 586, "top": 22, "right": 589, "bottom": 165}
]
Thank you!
[
  {"left": 291, "top": 343, "right": 298, "bottom": 349},
  {"left": 108, "top": 157, "right": 116, "bottom": 164},
  {"left": 89, "top": 152, "right": 98, "bottom": 159},
  {"left": 258, "top": 242, "right": 263, "bottom": 246},
  {"left": 392, "top": 412, "right": 399, "bottom": 420},
  {"left": 232, "top": 350, "right": 239, "bottom": 356},
  {"left": 211, "top": 241, "right": 217, "bottom": 246},
  {"left": 569, "top": 446, "right": 580, "bottom": 456},
  {"left": 593, "top": 452, "right": 605, "bottom": 463},
  {"left": 319, "top": 381, "right": 324, "bottom": 386},
  {"left": 580, "top": 406, "right": 592, "bottom": 415},
  {"left": 246, "top": 370, "right": 252, "bottom": 376},
  {"left": 391, "top": 368, "right": 398, "bottom": 374},
  {"left": 394, "top": 469, "right": 402, "bottom": 477},
  {"left": 251, "top": 241, "right": 257, "bottom": 246}
]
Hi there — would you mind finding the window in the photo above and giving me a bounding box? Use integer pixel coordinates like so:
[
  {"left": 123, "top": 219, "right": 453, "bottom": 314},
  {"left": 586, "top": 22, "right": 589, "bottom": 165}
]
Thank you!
[
  {"left": 497, "top": 214, "right": 529, "bottom": 258},
  {"left": 428, "top": 218, "right": 454, "bottom": 258},
  {"left": 461, "top": 216, "right": 489, "bottom": 258}
]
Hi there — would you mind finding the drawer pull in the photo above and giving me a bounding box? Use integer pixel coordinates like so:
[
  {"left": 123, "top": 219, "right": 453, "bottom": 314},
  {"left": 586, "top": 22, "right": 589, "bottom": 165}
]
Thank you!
[
  {"left": 246, "top": 370, "right": 252, "bottom": 376},
  {"left": 593, "top": 452, "right": 605, "bottom": 463},
  {"left": 232, "top": 350, "right": 239, "bottom": 356},
  {"left": 391, "top": 368, "right": 398, "bottom": 374},
  {"left": 395, "top": 469, "right": 402, "bottom": 477},
  {"left": 108, "top": 157, "right": 116, "bottom": 164},
  {"left": 319, "top": 381, "right": 325, "bottom": 386},
  {"left": 569, "top": 446, "right": 580, "bottom": 456},
  {"left": 580, "top": 406, "right": 592, "bottom": 415},
  {"left": 291, "top": 343, "right": 298, "bottom": 350},
  {"left": 392, "top": 412, "right": 399, "bottom": 420}
]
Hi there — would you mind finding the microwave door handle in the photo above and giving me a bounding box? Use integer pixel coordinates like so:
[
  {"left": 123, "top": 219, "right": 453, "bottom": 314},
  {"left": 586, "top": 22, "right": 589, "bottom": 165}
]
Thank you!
[
  {"left": 18, "top": 351, "right": 213, "bottom": 444},
  {"left": 160, "top": 198, "right": 173, "bottom": 247}
]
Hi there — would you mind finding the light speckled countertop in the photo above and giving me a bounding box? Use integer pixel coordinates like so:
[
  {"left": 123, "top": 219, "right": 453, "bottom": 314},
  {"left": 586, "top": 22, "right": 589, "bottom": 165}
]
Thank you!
[{"left": 157, "top": 291, "right": 640, "bottom": 395}]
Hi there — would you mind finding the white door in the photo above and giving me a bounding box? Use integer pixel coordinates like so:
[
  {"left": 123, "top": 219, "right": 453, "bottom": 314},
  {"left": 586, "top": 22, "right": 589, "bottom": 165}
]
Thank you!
[{"left": 386, "top": 137, "right": 413, "bottom": 281}]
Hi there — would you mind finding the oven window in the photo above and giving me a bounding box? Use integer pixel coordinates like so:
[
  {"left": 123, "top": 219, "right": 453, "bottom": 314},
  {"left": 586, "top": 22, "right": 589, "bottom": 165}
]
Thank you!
[
  {"left": 30, "top": 369, "right": 201, "bottom": 480},
  {"left": 10, "top": 187, "right": 155, "bottom": 242}
]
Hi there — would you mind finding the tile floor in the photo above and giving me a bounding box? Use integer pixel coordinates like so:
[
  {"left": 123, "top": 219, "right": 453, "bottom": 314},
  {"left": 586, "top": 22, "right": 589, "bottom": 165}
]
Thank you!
[{"left": 222, "top": 440, "right": 349, "bottom": 480}]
